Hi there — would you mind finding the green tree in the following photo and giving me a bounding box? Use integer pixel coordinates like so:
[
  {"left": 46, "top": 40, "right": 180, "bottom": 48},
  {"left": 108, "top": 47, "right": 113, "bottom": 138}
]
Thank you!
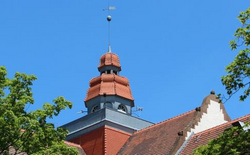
[
  {"left": 193, "top": 8, "right": 250, "bottom": 155},
  {"left": 0, "top": 66, "right": 78, "bottom": 155},
  {"left": 192, "top": 125, "right": 250, "bottom": 155},
  {"left": 221, "top": 7, "right": 250, "bottom": 102}
]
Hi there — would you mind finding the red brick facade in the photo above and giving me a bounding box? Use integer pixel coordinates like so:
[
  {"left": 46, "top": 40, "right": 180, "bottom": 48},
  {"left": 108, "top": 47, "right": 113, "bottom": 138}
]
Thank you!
[
  {"left": 105, "top": 126, "right": 131, "bottom": 155},
  {"left": 70, "top": 126, "right": 131, "bottom": 155},
  {"left": 71, "top": 127, "right": 105, "bottom": 155}
]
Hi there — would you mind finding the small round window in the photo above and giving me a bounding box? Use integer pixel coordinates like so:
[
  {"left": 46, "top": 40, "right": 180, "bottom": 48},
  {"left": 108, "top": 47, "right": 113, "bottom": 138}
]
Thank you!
[
  {"left": 117, "top": 104, "right": 127, "bottom": 114},
  {"left": 91, "top": 105, "right": 99, "bottom": 113}
]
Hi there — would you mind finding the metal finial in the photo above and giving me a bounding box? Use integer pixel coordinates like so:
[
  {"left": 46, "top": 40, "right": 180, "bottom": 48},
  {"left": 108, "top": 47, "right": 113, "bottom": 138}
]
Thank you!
[
  {"left": 103, "top": 5, "right": 116, "bottom": 53},
  {"left": 107, "top": 15, "right": 112, "bottom": 22},
  {"left": 108, "top": 44, "right": 112, "bottom": 53}
]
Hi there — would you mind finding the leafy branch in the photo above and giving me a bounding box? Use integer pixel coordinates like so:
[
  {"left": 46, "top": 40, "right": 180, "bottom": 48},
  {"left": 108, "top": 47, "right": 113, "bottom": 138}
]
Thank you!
[
  {"left": 0, "top": 66, "right": 78, "bottom": 155},
  {"left": 221, "top": 7, "right": 250, "bottom": 102}
]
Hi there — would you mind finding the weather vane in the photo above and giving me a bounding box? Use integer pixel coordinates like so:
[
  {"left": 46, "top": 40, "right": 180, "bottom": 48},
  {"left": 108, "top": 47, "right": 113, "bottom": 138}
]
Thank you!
[{"left": 103, "top": 5, "right": 116, "bottom": 53}]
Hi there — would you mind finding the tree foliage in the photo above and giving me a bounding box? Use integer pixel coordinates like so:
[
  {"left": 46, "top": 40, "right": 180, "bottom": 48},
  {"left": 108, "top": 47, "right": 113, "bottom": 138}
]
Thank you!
[
  {"left": 221, "top": 7, "right": 250, "bottom": 102},
  {"left": 193, "top": 8, "right": 250, "bottom": 155},
  {"left": 0, "top": 66, "right": 78, "bottom": 155},
  {"left": 192, "top": 125, "right": 250, "bottom": 155}
]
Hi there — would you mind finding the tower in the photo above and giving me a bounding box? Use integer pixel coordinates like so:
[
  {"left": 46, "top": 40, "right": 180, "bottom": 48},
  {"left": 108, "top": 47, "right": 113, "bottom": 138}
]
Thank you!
[
  {"left": 85, "top": 52, "right": 134, "bottom": 115},
  {"left": 61, "top": 7, "right": 153, "bottom": 154},
  {"left": 61, "top": 52, "right": 153, "bottom": 155}
]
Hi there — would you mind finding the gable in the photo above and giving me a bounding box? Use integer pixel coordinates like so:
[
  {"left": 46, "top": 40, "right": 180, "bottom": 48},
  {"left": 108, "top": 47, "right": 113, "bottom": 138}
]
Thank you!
[
  {"left": 118, "top": 91, "right": 232, "bottom": 155},
  {"left": 186, "top": 99, "right": 229, "bottom": 139}
]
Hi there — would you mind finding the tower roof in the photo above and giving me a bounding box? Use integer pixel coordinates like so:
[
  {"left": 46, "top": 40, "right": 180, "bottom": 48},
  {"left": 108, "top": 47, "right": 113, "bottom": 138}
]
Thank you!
[
  {"left": 98, "top": 52, "right": 121, "bottom": 71},
  {"left": 85, "top": 73, "right": 134, "bottom": 103}
]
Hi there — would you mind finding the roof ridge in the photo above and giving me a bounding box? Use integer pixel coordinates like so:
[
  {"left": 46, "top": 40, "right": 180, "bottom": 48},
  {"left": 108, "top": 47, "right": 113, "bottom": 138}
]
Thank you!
[
  {"left": 135, "top": 109, "right": 196, "bottom": 134},
  {"left": 192, "top": 113, "right": 250, "bottom": 136}
]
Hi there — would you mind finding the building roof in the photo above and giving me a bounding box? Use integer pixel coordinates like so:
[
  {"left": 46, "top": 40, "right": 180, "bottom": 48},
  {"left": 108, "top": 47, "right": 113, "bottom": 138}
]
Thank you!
[
  {"left": 98, "top": 53, "right": 121, "bottom": 71},
  {"left": 118, "top": 109, "right": 198, "bottom": 155},
  {"left": 118, "top": 92, "right": 231, "bottom": 155},
  {"left": 179, "top": 114, "right": 250, "bottom": 155},
  {"left": 85, "top": 74, "right": 134, "bottom": 102}
]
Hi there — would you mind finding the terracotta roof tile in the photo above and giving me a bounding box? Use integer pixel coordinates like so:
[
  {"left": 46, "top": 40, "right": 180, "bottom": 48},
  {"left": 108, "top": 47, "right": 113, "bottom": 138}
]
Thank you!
[
  {"left": 85, "top": 84, "right": 100, "bottom": 100},
  {"left": 180, "top": 114, "right": 250, "bottom": 155},
  {"left": 98, "top": 53, "right": 121, "bottom": 71},
  {"left": 85, "top": 74, "right": 134, "bottom": 102},
  {"left": 100, "top": 82, "right": 115, "bottom": 94},
  {"left": 118, "top": 110, "right": 197, "bottom": 155},
  {"left": 115, "top": 83, "right": 133, "bottom": 100},
  {"left": 89, "top": 76, "right": 101, "bottom": 87},
  {"left": 115, "top": 76, "right": 129, "bottom": 85}
]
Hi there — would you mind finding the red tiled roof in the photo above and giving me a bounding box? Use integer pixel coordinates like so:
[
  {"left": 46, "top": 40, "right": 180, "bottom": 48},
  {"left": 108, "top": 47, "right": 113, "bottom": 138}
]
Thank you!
[
  {"left": 118, "top": 93, "right": 232, "bottom": 155},
  {"left": 98, "top": 53, "right": 121, "bottom": 71},
  {"left": 118, "top": 110, "right": 198, "bottom": 155},
  {"left": 85, "top": 74, "right": 134, "bottom": 102},
  {"left": 180, "top": 114, "right": 250, "bottom": 155}
]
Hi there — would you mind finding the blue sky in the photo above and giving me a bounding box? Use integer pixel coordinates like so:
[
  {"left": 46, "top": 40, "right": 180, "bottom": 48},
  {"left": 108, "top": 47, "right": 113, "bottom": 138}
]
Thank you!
[{"left": 0, "top": 0, "right": 249, "bottom": 126}]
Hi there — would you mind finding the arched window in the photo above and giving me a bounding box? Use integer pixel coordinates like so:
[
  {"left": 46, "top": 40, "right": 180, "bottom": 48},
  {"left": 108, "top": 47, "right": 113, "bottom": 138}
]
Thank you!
[
  {"left": 117, "top": 104, "right": 127, "bottom": 114},
  {"left": 91, "top": 105, "right": 99, "bottom": 113},
  {"left": 104, "top": 102, "right": 112, "bottom": 109}
]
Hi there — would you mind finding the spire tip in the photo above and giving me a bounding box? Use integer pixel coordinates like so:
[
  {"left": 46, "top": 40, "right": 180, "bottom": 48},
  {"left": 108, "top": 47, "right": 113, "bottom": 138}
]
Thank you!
[{"left": 108, "top": 45, "right": 112, "bottom": 53}]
